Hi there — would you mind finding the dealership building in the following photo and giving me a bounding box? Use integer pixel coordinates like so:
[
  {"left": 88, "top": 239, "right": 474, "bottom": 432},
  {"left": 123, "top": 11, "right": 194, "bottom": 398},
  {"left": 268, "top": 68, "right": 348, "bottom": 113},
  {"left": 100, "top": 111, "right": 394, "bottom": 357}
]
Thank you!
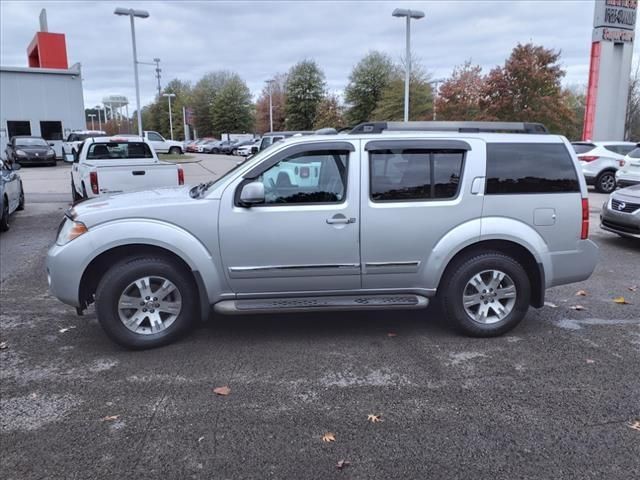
[{"left": 0, "top": 14, "right": 85, "bottom": 158}]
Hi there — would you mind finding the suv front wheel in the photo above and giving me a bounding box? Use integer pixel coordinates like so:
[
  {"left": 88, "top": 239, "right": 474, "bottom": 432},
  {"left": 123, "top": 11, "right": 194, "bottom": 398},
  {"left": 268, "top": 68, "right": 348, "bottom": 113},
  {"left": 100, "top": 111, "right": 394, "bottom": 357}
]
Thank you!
[
  {"left": 95, "top": 256, "right": 198, "bottom": 349},
  {"left": 440, "top": 252, "right": 530, "bottom": 337}
]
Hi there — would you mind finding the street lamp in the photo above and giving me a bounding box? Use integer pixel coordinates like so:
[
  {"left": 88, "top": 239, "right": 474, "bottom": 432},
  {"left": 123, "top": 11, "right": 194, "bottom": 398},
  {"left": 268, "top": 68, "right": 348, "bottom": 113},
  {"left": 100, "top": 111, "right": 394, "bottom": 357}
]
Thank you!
[
  {"left": 114, "top": 7, "right": 150, "bottom": 136},
  {"left": 428, "top": 78, "right": 445, "bottom": 121},
  {"left": 95, "top": 106, "right": 103, "bottom": 130},
  {"left": 266, "top": 79, "right": 275, "bottom": 132},
  {"left": 163, "top": 93, "right": 176, "bottom": 140},
  {"left": 88, "top": 114, "right": 96, "bottom": 130},
  {"left": 392, "top": 8, "right": 425, "bottom": 122}
]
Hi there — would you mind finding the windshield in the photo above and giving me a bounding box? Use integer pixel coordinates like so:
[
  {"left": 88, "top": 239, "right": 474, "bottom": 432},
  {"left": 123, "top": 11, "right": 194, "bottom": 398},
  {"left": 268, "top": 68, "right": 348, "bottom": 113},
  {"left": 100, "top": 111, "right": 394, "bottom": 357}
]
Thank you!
[{"left": 15, "top": 137, "right": 48, "bottom": 147}]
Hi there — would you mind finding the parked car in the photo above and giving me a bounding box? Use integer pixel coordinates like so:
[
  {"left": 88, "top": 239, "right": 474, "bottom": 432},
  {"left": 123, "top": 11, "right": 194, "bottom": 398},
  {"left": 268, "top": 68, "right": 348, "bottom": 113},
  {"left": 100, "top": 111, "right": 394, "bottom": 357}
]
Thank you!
[
  {"left": 571, "top": 141, "right": 637, "bottom": 193},
  {"left": 141, "top": 131, "right": 184, "bottom": 155},
  {"left": 600, "top": 184, "right": 640, "bottom": 239},
  {"left": 186, "top": 139, "right": 210, "bottom": 153},
  {"left": 63, "top": 131, "right": 107, "bottom": 161},
  {"left": 220, "top": 140, "right": 243, "bottom": 155},
  {"left": 202, "top": 140, "right": 235, "bottom": 154},
  {"left": 47, "top": 121, "right": 598, "bottom": 349},
  {"left": 255, "top": 131, "right": 314, "bottom": 154},
  {"left": 615, "top": 145, "right": 640, "bottom": 188},
  {"left": 0, "top": 160, "right": 25, "bottom": 232},
  {"left": 235, "top": 139, "right": 260, "bottom": 157},
  {"left": 70, "top": 136, "right": 184, "bottom": 201},
  {"left": 5, "top": 136, "right": 57, "bottom": 166}
]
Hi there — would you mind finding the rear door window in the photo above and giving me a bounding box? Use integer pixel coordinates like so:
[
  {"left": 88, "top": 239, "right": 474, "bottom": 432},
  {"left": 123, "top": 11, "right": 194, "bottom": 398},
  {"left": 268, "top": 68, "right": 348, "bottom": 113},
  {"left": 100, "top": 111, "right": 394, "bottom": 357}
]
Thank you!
[
  {"left": 572, "top": 143, "right": 596, "bottom": 154},
  {"left": 486, "top": 143, "right": 580, "bottom": 194},
  {"left": 628, "top": 147, "right": 640, "bottom": 159}
]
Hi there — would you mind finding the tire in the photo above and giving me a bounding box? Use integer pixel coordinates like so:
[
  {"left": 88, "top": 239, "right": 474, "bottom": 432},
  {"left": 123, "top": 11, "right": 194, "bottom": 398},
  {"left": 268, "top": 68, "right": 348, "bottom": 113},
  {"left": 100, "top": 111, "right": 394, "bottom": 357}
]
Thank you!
[
  {"left": 71, "top": 181, "right": 81, "bottom": 202},
  {"left": 440, "top": 251, "right": 530, "bottom": 337},
  {"left": 168, "top": 146, "right": 182, "bottom": 155},
  {"left": 231, "top": 149, "right": 238, "bottom": 156},
  {"left": 16, "top": 183, "right": 25, "bottom": 211},
  {"left": 95, "top": 256, "right": 198, "bottom": 349},
  {"left": 212, "top": 148, "right": 220, "bottom": 154},
  {"left": 0, "top": 196, "right": 9, "bottom": 232},
  {"left": 595, "top": 171, "right": 616, "bottom": 193}
]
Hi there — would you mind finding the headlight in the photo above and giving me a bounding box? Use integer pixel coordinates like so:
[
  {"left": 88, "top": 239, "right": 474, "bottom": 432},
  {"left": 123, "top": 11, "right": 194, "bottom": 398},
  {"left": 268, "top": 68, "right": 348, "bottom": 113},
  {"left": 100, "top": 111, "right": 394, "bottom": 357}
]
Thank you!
[
  {"left": 56, "top": 218, "right": 88, "bottom": 245},
  {"left": 16, "top": 150, "right": 27, "bottom": 156},
  {"left": 48, "top": 148, "right": 56, "bottom": 156}
]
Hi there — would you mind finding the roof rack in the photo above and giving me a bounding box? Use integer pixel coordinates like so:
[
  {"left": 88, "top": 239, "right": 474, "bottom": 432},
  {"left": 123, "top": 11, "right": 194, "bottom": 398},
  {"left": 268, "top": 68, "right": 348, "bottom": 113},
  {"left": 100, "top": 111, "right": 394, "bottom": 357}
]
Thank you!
[{"left": 349, "top": 121, "right": 549, "bottom": 135}]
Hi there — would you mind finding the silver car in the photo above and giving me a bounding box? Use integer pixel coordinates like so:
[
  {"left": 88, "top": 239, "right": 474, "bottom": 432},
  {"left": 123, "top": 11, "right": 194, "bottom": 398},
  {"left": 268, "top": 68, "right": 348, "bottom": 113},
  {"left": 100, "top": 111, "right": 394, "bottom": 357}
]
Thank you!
[
  {"left": 0, "top": 160, "right": 25, "bottom": 232},
  {"left": 600, "top": 184, "right": 640, "bottom": 239},
  {"left": 47, "top": 121, "right": 599, "bottom": 349}
]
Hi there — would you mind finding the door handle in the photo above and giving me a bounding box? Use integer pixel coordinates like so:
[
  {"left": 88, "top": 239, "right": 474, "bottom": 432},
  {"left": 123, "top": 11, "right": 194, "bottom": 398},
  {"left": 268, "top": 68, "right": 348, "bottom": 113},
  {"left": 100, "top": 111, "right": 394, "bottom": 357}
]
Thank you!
[
  {"left": 132, "top": 170, "right": 146, "bottom": 176},
  {"left": 326, "top": 215, "right": 356, "bottom": 225}
]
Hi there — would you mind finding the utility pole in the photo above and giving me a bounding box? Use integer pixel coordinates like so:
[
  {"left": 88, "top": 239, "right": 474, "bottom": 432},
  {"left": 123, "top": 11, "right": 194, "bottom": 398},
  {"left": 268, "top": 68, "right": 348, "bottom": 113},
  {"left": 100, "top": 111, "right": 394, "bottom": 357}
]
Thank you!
[
  {"left": 428, "top": 78, "right": 445, "bottom": 121},
  {"left": 266, "top": 79, "right": 275, "bottom": 132},
  {"left": 163, "top": 93, "right": 176, "bottom": 140},
  {"left": 154, "top": 58, "right": 162, "bottom": 97},
  {"left": 392, "top": 8, "right": 425, "bottom": 122}
]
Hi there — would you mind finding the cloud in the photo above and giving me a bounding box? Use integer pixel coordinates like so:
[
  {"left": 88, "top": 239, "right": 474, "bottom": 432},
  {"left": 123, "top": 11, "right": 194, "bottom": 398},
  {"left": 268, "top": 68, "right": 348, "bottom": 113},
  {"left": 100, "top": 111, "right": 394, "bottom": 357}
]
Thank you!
[{"left": 1, "top": 0, "right": 638, "bottom": 109}]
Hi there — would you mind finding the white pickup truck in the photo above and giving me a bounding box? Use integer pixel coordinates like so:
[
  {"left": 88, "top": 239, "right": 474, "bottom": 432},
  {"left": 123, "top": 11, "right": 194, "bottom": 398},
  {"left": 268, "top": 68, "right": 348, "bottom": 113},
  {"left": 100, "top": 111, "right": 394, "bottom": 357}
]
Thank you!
[
  {"left": 142, "top": 131, "right": 184, "bottom": 154},
  {"left": 70, "top": 136, "right": 184, "bottom": 201},
  {"left": 63, "top": 130, "right": 107, "bottom": 162}
]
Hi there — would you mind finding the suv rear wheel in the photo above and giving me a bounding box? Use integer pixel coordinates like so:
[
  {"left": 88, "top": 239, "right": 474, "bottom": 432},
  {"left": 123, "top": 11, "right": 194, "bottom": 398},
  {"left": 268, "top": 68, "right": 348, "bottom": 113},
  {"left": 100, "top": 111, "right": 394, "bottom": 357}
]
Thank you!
[
  {"left": 440, "top": 252, "right": 530, "bottom": 337},
  {"left": 95, "top": 256, "right": 198, "bottom": 349},
  {"left": 168, "top": 146, "right": 182, "bottom": 155},
  {"left": 595, "top": 171, "right": 616, "bottom": 193}
]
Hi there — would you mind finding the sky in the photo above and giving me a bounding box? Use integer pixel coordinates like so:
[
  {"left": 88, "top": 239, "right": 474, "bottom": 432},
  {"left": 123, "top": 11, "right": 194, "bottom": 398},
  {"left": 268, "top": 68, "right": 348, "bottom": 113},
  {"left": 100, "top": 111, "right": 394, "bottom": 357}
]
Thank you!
[{"left": 1, "top": 0, "right": 639, "bottom": 111}]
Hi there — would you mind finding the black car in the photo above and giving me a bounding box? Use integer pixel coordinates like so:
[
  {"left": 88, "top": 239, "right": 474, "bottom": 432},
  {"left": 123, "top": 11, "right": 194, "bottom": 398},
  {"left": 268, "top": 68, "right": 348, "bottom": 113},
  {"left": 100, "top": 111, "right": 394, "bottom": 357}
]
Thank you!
[{"left": 5, "top": 136, "right": 57, "bottom": 166}]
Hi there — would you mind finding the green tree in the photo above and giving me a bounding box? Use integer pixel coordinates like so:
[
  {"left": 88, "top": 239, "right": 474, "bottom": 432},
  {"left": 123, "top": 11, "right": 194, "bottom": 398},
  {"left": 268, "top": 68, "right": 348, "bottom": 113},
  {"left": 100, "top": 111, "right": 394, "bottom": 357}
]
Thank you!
[
  {"left": 437, "top": 61, "right": 485, "bottom": 121},
  {"left": 372, "top": 64, "right": 433, "bottom": 121},
  {"left": 211, "top": 74, "right": 254, "bottom": 138},
  {"left": 344, "top": 51, "right": 395, "bottom": 125},
  {"left": 313, "top": 94, "right": 345, "bottom": 130},
  {"left": 479, "top": 43, "right": 575, "bottom": 134},
  {"left": 285, "top": 60, "right": 326, "bottom": 130},
  {"left": 563, "top": 85, "right": 586, "bottom": 141},
  {"left": 191, "top": 71, "right": 233, "bottom": 137}
]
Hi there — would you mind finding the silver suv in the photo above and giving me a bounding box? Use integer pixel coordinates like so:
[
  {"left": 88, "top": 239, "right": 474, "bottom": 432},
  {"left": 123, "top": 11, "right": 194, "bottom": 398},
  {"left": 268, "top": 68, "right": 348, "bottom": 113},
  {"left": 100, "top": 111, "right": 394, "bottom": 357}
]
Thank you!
[{"left": 47, "top": 122, "right": 599, "bottom": 349}]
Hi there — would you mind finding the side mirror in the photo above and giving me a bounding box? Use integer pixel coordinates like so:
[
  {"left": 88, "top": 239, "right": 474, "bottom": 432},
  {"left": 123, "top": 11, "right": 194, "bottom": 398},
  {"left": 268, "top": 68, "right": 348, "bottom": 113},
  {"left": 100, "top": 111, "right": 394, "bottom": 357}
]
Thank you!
[
  {"left": 239, "top": 181, "right": 265, "bottom": 206},
  {"left": 251, "top": 146, "right": 258, "bottom": 154},
  {"left": 49, "top": 142, "right": 55, "bottom": 147}
]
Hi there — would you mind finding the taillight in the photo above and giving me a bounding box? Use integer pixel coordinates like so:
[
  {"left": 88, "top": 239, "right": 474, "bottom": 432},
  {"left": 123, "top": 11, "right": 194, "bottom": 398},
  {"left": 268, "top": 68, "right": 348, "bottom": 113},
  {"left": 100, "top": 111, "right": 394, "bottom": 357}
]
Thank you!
[
  {"left": 619, "top": 160, "right": 626, "bottom": 167},
  {"left": 581, "top": 198, "right": 589, "bottom": 240},
  {"left": 89, "top": 171, "right": 99, "bottom": 195},
  {"left": 178, "top": 167, "right": 184, "bottom": 185},
  {"left": 579, "top": 156, "right": 600, "bottom": 163}
]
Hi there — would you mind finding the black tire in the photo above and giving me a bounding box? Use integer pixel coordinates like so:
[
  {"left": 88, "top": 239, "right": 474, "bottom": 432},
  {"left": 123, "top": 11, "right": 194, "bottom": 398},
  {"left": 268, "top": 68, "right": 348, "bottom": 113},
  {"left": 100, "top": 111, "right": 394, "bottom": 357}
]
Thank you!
[
  {"left": 595, "top": 171, "right": 616, "bottom": 193},
  {"left": 231, "top": 149, "right": 238, "bottom": 156},
  {"left": 168, "top": 146, "right": 182, "bottom": 155},
  {"left": 212, "top": 148, "right": 220, "bottom": 154},
  {"left": 440, "top": 251, "right": 530, "bottom": 337},
  {"left": 71, "top": 181, "right": 81, "bottom": 202},
  {"left": 95, "top": 256, "right": 199, "bottom": 349},
  {"left": 16, "top": 183, "right": 25, "bottom": 211},
  {"left": 0, "top": 196, "right": 9, "bottom": 232}
]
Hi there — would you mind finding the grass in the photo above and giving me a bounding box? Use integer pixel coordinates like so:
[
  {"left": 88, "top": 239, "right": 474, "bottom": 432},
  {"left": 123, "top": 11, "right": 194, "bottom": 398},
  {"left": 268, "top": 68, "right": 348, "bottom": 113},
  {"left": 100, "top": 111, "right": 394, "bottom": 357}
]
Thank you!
[{"left": 158, "top": 153, "right": 197, "bottom": 163}]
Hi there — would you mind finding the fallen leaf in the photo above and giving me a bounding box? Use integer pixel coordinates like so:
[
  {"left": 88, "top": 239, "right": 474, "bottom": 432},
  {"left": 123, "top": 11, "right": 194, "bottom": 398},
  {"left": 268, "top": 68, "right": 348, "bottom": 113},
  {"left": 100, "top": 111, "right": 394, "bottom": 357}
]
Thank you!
[
  {"left": 613, "top": 296, "right": 631, "bottom": 305},
  {"left": 336, "top": 459, "right": 350, "bottom": 470},
  {"left": 58, "top": 326, "right": 76, "bottom": 333},
  {"left": 585, "top": 359, "right": 595, "bottom": 364},
  {"left": 213, "top": 386, "right": 231, "bottom": 396},
  {"left": 321, "top": 432, "right": 335, "bottom": 442},
  {"left": 387, "top": 332, "right": 397, "bottom": 337},
  {"left": 629, "top": 420, "right": 640, "bottom": 431},
  {"left": 101, "top": 415, "right": 119, "bottom": 422},
  {"left": 570, "top": 305, "right": 586, "bottom": 311},
  {"left": 0, "top": 341, "right": 7, "bottom": 350},
  {"left": 628, "top": 286, "right": 638, "bottom": 292},
  {"left": 544, "top": 301, "right": 558, "bottom": 308},
  {"left": 367, "top": 414, "right": 382, "bottom": 423},
  {"left": 575, "top": 290, "right": 588, "bottom": 297}
]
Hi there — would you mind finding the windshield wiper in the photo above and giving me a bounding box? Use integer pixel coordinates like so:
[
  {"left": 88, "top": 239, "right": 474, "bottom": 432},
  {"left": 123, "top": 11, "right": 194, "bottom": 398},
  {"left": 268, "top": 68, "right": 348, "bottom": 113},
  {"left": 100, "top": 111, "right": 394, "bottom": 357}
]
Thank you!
[{"left": 189, "top": 181, "right": 215, "bottom": 199}]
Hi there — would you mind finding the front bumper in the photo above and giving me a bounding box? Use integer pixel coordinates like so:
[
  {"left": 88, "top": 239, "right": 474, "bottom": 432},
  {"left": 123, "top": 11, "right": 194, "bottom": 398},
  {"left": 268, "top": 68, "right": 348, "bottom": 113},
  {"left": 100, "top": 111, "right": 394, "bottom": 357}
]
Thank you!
[
  {"left": 600, "top": 201, "right": 640, "bottom": 239},
  {"left": 17, "top": 154, "right": 56, "bottom": 164}
]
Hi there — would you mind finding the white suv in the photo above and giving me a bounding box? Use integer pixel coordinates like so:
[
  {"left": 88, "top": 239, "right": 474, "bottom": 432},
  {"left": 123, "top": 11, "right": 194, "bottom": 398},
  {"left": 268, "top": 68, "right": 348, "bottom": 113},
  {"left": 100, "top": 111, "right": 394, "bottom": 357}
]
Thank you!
[
  {"left": 616, "top": 145, "right": 640, "bottom": 188},
  {"left": 572, "top": 141, "right": 637, "bottom": 193}
]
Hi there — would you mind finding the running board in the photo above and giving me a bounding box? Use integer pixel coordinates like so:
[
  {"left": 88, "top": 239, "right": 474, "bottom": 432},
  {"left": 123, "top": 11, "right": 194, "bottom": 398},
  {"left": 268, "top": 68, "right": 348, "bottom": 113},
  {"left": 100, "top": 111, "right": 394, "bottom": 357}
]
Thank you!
[{"left": 214, "top": 294, "right": 429, "bottom": 315}]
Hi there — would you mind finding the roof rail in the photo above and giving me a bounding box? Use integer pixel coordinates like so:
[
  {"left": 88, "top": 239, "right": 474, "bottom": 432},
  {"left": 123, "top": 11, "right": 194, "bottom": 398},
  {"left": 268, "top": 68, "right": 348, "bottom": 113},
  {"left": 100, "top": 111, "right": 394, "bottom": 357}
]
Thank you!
[{"left": 349, "top": 121, "right": 549, "bottom": 135}]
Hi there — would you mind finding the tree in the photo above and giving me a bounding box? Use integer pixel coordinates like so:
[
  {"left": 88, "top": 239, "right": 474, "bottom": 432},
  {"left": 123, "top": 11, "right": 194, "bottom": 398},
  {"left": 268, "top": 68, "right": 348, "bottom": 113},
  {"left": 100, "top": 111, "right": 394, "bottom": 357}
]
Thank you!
[
  {"left": 344, "top": 51, "right": 395, "bottom": 125},
  {"left": 255, "top": 73, "right": 287, "bottom": 134},
  {"left": 210, "top": 74, "right": 254, "bottom": 138},
  {"left": 479, "top": 43, "right": 575, "bottom": 134},
  {"left": 313, "top": 94, "right": 345, "bottom": 130},
  {"left": 563, "top": 85, "right": 586, "bottom": 141},
  {"left": 625, "top": 64, "right": 640, "bottom": 141},
  {"left": 190, "top": 71, "right": 233, "bottom": 137},
  {"left": 372, "top": 63, "right": 433, "bottom": 121},
  {"left": 284, "top": 60, "right": 326, "bottom": 130},
  {"left": 436, "top": 61, "right": 485, "bottom": 120}
]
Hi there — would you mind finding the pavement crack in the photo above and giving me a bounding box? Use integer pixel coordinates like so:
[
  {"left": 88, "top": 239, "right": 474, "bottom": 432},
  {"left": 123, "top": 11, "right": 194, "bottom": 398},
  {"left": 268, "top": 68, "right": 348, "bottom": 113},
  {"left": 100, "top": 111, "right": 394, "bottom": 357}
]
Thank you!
[{"left": 130, "top": 388, "right": 169, "bottom": 474}]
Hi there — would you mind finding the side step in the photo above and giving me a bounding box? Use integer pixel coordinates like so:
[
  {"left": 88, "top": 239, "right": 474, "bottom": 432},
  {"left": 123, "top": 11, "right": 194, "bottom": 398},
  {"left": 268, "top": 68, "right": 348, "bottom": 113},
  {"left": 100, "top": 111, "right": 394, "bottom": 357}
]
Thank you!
[{"left": 214, "top": 294, "right": 429, "bottom": 315}]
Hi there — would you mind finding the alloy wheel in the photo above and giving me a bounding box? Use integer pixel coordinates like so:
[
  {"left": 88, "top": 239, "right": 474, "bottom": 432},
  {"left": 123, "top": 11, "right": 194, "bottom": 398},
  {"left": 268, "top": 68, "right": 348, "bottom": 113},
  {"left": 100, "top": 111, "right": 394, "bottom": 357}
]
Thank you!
[{"left": 462, "top": 269, "right": 517, "bottom": 324}]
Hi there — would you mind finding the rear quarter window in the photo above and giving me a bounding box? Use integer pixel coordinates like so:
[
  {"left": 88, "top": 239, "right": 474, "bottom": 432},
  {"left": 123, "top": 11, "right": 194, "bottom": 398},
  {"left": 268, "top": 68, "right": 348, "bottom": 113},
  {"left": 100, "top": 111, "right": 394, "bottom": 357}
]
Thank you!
[
  {"left": 486, "top": 143, "right": 580, "bottom": 194},
  {"left": 629, "top": 147, "right": 640, "bottom": 159},
  {"left": 572, "top": 143, "right": 595, "bottom": 154}
]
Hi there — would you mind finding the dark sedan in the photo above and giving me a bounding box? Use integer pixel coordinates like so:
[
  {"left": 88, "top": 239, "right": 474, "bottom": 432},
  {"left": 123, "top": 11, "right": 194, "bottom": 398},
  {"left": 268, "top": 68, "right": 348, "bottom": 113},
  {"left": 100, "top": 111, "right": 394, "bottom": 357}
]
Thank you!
[
  {"left": 5, "top": 136, "right": 57, "bottom": 166},
  {"left": 600, "top": 184, "right": 640, "bottom": 239}
]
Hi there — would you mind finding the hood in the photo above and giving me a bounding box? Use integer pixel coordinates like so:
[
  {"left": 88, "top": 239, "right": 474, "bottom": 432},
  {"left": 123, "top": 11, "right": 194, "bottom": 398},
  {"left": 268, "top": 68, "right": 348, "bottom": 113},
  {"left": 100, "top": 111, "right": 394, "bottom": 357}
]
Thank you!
[
  {"left": 613, "top": 184, "right": 640, "bottom": 201},
  {"left": 72, "top": 186, "right": 198, "bottom": 226}
]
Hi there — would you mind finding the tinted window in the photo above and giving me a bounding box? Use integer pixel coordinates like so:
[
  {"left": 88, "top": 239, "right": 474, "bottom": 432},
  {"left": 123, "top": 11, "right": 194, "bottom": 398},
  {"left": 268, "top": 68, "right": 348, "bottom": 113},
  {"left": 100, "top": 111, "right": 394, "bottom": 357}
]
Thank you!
[
  {"left": 258, "top": 150, "right": 348, "bottom": 204},
  {"left": 370, "top": 149, "right": 464, "bottom": 201},
  {"left": 486, "top": 143, "right": 580, "bottom": 194},
  {"left": 629, "top": 147, "right": 640, "bottom": 159},
  {"left": 15, "top": 137, "right": 48, "bottom": 147},
  {"left": 616, "top": 145, "right": 636, "bottom": 155},
  {"left": 86, "top": 142, "right": 153, "bottom": 160},
  {"left": 147, "top": 132, "right": 164, "bottom": 141},
  {"left": 572, "top": 143, "right": 595, "bottom": 154}
]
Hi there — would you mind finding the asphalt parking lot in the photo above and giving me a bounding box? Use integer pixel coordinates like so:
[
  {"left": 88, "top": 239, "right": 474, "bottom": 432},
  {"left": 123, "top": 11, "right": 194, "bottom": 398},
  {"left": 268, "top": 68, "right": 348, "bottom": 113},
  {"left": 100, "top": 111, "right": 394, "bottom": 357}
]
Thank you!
[{"left": 1, "top": 158, "right": 639, "bottom": 479}]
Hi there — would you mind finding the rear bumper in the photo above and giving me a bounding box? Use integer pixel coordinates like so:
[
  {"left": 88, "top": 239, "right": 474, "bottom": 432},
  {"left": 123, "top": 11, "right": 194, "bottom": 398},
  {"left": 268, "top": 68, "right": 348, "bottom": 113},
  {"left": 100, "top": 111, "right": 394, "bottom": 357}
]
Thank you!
[{"left": 548, "top": 240, "right": 599, "bottom": 287}]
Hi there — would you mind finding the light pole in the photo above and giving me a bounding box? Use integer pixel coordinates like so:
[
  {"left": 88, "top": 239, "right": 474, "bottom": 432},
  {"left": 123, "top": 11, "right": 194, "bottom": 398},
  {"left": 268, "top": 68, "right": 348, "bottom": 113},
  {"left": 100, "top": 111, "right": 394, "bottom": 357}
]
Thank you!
[
  {"left": 88, "top": 114, "right": 96, "bottom": 130},
  {"left": 114, "top": 7, "right": 150, "bottom": 136},
  {"left": 428, "top": 78, "right": 445, "bottom": 121},
  {"left": 266, "top": 79, "right": 275, "bottom": 132},
  {"left": 392, "top": 8, "right": 425, "bottom": 122},
  {"left": 163, "top": 93, "right": 176, "bottom": 140},
  {"left": 95, "top": 106, "right": 103, "bottom": 130}
]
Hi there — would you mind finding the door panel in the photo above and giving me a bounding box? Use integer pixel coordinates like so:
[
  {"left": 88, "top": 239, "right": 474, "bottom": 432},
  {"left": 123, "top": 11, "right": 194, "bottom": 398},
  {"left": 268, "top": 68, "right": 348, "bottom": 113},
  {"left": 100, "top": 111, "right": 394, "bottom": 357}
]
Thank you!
[{"left": 219, "top": 143, "right": 360, "bottom": 294}]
